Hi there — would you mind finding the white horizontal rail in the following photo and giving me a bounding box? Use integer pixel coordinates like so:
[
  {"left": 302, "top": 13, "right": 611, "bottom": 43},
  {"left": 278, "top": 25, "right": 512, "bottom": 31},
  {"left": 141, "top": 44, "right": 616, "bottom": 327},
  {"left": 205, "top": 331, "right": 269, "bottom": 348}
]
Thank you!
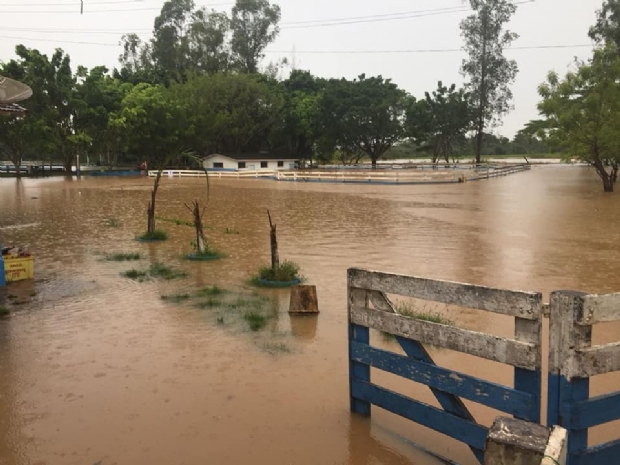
[
  {"left": 565, "top": 342, "right": 620, "bottom": 378},
  {"left": 147, "top": 170, "right": 276, "bottom": 178},
  {"left": 349, "top": 268, "right": 543, "bottom": 320},
  {"left": 350, "top": 304, "right": 540, "bottom": 370},
  {"left": 575, "top": 293, "right": 620, "bottom": 325}
]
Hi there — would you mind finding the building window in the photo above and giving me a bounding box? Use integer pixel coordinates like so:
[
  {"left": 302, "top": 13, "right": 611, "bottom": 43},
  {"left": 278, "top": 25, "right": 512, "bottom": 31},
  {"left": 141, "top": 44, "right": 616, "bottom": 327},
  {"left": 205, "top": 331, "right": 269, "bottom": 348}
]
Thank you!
[
  {"left": 238, "top": 162, "right": 246, "bottom": 169},
  {"left": 277, "top": 161, "right": 284, "bottom": 167},
  {"left": 261, "top": 161, "right": 268, "bottom": 168},
  {"left": 213, "top": 162, "right": 224, "bottom": 169}
]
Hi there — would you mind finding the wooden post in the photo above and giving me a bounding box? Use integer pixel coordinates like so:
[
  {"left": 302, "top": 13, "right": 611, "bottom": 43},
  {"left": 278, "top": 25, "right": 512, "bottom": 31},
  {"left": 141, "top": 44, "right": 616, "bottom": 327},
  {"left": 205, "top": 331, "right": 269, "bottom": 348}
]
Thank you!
[
  {"left": 267, "top": 210, "right": 279, "bottom": 273},
  {"left": 547, "top": 291, "right": 590, "bottom": 464},
  {"left": 289, "top": 285, "right": 319, "bottom": 314},
  {"left": 484, "top": 417, "right": 568, "bottom": 465}
]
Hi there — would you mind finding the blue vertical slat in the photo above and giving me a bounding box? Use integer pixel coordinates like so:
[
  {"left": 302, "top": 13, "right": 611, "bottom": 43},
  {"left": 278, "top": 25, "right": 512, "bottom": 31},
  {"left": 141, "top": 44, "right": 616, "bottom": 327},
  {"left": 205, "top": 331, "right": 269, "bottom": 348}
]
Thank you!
[
  {"left": 547, "top": 373, "right": 561, "bottom": 427},
  {"left": 562, "top": 377, "right": 590, "bottom": 464},
  {"left": 514, "top": 367, "right": 541, "bottom": 423},
  {"left": 349, "top": 323, "right": 370, "bottom": 416},
  {"left": 396, "top": 336, "right": 485, "bottom": 464}
]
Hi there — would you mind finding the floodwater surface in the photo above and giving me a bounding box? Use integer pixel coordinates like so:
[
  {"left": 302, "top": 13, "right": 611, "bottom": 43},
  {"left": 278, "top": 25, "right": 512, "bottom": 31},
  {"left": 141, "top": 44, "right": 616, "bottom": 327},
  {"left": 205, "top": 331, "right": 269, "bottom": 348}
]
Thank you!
[{"left": 0, "top": 167, "right": 619, "bottom": 465}]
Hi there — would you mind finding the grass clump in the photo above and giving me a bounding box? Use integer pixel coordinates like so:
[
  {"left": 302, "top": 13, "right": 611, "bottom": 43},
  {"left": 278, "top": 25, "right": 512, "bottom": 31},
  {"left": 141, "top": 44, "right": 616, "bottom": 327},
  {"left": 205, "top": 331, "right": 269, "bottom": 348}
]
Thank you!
[
  {"left": 196, "top": 299, "right": 222, "bottom": 309},
  {"left": 197, "top": 285, "right": 227, "bottom": 297},
  {"left": 149, "top": 263, "right": 187, "bottom": 280},
  {"left": 0, "top": 306, "right": 10, "bottom": 317},
  {"left": 243, "top": 311, "right": 269, "bottom": 331},
  {"left": 121, "top": 269, "right": 148, "bottom": 281},
  {"left": 255, "top": 261, "right": 301, "bottom": 283},
  {"left": 105, "top": 218, "right": 121, "bottom": 228},
  {"left": 263, "top": 342, "right": 291, "bottom": 354},
  {"left": 161, "top": 294, "right": 191, "bottom": 303},
  {"left": 156, "top": 216, "right": 194, "bottom": 227},
  {"left": 105, "top": 252, "right": 142, "bottom": 262},
  {"left": 224, "top": 227, "right": 239, "bottom": 235},
  {"left": 138, "top": 229, "right": 168, "bottom": 241},
  {"left": 394, "top": 301, "right": 454, "bottom": 326}
]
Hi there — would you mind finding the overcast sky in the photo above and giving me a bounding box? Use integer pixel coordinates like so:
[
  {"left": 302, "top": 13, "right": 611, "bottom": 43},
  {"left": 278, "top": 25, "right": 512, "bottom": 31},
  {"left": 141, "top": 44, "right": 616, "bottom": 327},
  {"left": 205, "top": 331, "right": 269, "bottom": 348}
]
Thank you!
[{"left": 0, "top": 0, "right": 604, "bottom": 137}]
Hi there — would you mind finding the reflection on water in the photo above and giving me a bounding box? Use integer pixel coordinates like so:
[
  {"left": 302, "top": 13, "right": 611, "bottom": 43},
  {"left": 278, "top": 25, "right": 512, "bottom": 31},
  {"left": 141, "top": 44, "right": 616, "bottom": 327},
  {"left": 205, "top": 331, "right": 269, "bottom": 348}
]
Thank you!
[{"left": 0, "top": 167, "right": 619, "bottom": 465}]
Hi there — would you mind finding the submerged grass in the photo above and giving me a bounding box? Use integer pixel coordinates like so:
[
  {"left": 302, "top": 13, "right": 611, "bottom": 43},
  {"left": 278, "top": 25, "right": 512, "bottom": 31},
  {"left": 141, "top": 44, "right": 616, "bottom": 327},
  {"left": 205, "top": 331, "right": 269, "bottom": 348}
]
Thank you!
[
  {"left": 256, "top": 261, "right": 301, "bottom": 282},
  {"left": 263, "top": 341, "right": 291, "bottom": 354},
  {"left": 0, "top": 306, "right": 10, "bottom": 317},
  {"left": 195, "top": 298, "right": 223, "bottom": 309},
  {"left": 104, "top": 218, "right": 121, "bottom": 228},
  {"left": 395, "top": 301, "right": 454, "bottom": 326},
  {"left": 121, "top": 269, "right": 148, "bottom": 281},
  {"left": 149, "top": 263, "right": 187, "bottom": 280},
  {"left": 161, "top": 293, "right": 191, "bottom": 303},
  {"left": 197, "top": 285, "right": 227, "bottom": 297},
  {"left": 105, "top": 252, "right": 142, "bottom": 262},
  {"left": 138, "top": 229, "right": 168, "bottom": 241},
  {"left": 243, "top": 311, "right": 269, "bottom": 331},
  {"left": 156, "top": 216, "right": 194, "bottom": 227}
]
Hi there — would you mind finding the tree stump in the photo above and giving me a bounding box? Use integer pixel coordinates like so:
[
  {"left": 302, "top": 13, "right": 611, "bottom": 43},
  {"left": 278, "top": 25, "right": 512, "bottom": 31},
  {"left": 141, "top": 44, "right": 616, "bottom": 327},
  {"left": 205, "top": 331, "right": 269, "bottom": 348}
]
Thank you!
[{"left": 289, "top": 285, "right": 319, "bottom": 315}]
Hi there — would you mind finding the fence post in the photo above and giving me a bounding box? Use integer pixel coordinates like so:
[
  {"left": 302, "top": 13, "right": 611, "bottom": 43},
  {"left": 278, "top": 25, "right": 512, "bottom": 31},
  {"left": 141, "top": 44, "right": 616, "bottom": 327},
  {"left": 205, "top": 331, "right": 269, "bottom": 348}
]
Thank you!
[
  {"left": 348, "top": 280, "right": 370, "bottom": 417},
  {"left": 515, "top": 312, "right": 542, "bottom": 423},
  {"left": 485, "top": 417, "right": 568, "bottom": 465},
  {"left": 547, "top": 291, "right": 591, "bottom": 464}
]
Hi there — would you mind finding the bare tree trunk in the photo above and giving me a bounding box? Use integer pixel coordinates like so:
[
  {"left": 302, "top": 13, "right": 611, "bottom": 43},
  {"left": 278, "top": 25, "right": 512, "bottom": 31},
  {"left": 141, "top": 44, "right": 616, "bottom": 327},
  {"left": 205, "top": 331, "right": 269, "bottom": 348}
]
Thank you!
[
  {"left": 148, "top": 169, "right": 164, "bottom": 233},
  {"left": 267, "top": 210, "right": 279, "bottom": 272},
  {"left": 475, "top": 12, "right": 489, "bottom": 166},
  {"left": 185, "top": 199, "right": 207, "bottom": 254},
  {"left": 11, "top": 154, "right": 22, "bottom": 179}
]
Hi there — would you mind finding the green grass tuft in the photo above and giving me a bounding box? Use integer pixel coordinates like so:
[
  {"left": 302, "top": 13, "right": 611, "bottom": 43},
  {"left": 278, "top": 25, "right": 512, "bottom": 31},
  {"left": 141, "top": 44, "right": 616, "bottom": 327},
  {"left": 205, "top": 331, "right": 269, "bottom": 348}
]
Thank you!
[
  {"left": 243, "top": 311, "right": 269, "bottom": 331},
  {"left": 156, "top": 216, "right": 194, "bottom": 227},
  {"left": 0, "top": 306, "right": 10, "bottom": 317},
  {"left": 149, "top": 263, "right": 187, "bottom": 280},
  {"left": 197, "top": 285, "right": 227, "bottom": 297},
  {"left": 394, "top": 301, "right": 454, "bottom": 326},
  {"left": 161, "top": 294, "right": 191, "bottom": 303},
  {"left": 105, "top": 252, "right": 142, "bottom": 262},
  {"left": 121, "top": 269, "right": 148, "bottom": 281},
  {"left": 195, "top": 299, "right": 222, "bottom": 309},
  {"left": 257, "top": 260, "right": 301, "bottom": 282},
  {"left": 138, "top": 229, "right": 168, "bottom": 241}
]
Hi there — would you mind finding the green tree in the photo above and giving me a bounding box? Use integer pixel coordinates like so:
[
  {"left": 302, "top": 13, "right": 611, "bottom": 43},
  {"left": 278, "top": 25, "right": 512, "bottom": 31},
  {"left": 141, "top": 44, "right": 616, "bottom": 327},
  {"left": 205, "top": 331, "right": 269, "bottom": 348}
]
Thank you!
[
  {"left": 461, "top": 0, "right": 518, "bottom": 164},
  {"left": 538, "top": 47, "right": 620, "bottom": 192},
  {"left": 589, "top": 0, "right": 620, "bottom": 50},
  {"left": 230, "top": 0, "right": 281, "bottom": 73},
  {"left": 320, "top": 75, "right": 409, "bottom": 167},
  {"left": 407, "top": 82, "right": 472, "bottom": 164}
]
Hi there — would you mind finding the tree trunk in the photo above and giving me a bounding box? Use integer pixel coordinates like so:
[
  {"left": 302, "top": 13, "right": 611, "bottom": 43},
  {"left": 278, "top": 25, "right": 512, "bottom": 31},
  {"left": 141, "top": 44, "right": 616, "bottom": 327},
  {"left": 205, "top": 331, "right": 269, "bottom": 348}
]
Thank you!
[
  {"left": 148, "top": 169, "right": 163, "bottom": 233},
  {"left": 11, "top": 154, "right": 22, "bottom": 179},
  {"left": 475, "top": 12, "right": 489, "bottom": 166},
  {"left": 267, "top": 210, "right": 279, "bottom": 272},
  {"left": 186, "top": 199, "right": 207, "bottom": 254},
  {"left": 371, "top": 156, "right": 378, "bottom": 169},
  {"left": 592, "top": 150, "right": 614, "bottom": 192}
]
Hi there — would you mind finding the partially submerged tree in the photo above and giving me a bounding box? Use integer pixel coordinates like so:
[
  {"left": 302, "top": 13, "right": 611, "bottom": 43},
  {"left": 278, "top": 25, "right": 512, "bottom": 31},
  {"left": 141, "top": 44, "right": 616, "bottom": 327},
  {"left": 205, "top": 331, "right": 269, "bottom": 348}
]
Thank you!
[
  {"left": 537, "top": 47, "right": 620, "bottom": 192},
  {"left": 460, "top": 0, "right": 518, "bottom": 164},
  {"left": 320, "top": 75, "right": 409, "bottom": 167},
  {"left": 407, "top": 82, "right": 472, "bottom": 164}
]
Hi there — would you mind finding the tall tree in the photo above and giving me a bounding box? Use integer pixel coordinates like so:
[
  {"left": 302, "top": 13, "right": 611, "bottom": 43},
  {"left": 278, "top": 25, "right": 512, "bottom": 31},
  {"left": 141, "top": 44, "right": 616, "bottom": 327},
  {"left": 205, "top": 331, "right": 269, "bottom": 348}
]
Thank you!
[
  {"left": 320, "top": 75, "right": 409, "bottom": 167},
  {"left": 589, "top": 0, "right": 620, "bottom": 51},
  {"left": 538, "top": 46, "right": 620, "bottom": 192},
  {"left": 407, "top": 82, "right": 472, "bottom": 164},
  {"left": 230, "top": 0, "right": 281, "bottom": 73},
  {"left": 188, "top": 8, "right": 231, "bottom": 74},
  {"left": 460, "top": 0, "right": 518, "bottom": 164}
]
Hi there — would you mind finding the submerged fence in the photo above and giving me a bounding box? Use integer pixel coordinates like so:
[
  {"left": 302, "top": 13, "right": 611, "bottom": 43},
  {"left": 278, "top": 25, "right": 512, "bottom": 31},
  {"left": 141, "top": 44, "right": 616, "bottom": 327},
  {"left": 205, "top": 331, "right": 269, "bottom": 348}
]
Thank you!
[
  {"left": 147, "top": 164, "right": 530, "bottom": 185},
  {"left": 347, "top": 269, "right": 620, "bottom": 465}
]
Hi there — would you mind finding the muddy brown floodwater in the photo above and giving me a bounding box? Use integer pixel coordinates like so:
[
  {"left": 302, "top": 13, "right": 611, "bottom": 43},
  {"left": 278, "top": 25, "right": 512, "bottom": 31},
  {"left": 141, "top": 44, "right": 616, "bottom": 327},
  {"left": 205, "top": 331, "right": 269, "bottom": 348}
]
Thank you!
[{"left": 1, "top": 166, "right": 620, "bottom": 465}]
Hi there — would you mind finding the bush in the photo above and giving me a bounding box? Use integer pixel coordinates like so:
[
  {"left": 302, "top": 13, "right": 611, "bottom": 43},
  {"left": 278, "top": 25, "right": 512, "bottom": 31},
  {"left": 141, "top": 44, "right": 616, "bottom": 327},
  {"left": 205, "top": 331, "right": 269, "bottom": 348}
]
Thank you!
[{"left": 257, "top": 261, "right": 300, "bottom": 282}]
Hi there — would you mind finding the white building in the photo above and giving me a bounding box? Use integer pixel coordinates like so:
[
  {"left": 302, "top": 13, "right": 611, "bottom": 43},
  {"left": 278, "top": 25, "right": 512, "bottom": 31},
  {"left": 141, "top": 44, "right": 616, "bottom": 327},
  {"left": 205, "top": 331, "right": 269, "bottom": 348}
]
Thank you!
[{"left": 203, "top": 153, "right": 298, "bottom": 171}]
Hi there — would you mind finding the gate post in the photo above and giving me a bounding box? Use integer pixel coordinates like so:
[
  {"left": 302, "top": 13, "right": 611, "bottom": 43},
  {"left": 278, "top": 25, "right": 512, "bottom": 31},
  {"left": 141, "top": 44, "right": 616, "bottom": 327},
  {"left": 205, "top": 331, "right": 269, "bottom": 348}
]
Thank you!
[
  {"left": 547, "top": 291, "right": 591, "bottom": 463},
  {"left": 348, "top": 285, "right": 370, "bottom": 416}
]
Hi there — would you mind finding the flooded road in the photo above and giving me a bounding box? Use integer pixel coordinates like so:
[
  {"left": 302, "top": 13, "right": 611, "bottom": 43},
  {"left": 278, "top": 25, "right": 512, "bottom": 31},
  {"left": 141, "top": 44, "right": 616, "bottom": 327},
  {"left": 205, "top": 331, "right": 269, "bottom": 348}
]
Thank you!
[{"left": 0, "top": 166, "right": 619, "bottom": 465}]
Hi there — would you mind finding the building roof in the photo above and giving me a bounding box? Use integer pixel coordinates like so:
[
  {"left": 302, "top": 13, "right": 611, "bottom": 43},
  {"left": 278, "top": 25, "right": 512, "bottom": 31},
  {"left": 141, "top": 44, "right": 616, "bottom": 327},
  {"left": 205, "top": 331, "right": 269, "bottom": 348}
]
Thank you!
[
  {"left": 205, "top": 153, "right": 298, "bottom": 161},
  {"left": 0, "top": 103, "right": 26, "bottom": 115}
]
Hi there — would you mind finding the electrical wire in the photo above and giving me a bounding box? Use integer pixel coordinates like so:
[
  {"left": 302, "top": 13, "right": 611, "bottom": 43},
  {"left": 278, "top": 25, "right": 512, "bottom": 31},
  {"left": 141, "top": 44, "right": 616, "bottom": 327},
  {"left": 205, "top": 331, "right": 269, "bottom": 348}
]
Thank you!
[{"left": 0, "top": 0, "right": 144, "bottom": 6}]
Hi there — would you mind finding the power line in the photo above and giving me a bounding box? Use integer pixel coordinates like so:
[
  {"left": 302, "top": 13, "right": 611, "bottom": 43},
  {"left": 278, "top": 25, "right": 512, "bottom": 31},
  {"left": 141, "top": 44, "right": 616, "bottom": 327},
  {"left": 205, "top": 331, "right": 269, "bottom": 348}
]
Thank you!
[
  {"left": 265, "top": 44, "right": 594, "bottom": 54},
  {"left": 0, "top": 0, "right": 144, "bottom": 6},
  {"left": 0, "top": 34, "right": 118, "bottom": 46}
]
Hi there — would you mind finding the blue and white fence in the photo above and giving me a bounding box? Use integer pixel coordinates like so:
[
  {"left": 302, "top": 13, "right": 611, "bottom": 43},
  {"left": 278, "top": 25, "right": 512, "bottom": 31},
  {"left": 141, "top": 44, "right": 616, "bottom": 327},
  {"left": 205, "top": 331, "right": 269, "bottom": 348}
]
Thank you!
[{"left": 347, "top": 268, "right": 544, "bottom": 464}]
